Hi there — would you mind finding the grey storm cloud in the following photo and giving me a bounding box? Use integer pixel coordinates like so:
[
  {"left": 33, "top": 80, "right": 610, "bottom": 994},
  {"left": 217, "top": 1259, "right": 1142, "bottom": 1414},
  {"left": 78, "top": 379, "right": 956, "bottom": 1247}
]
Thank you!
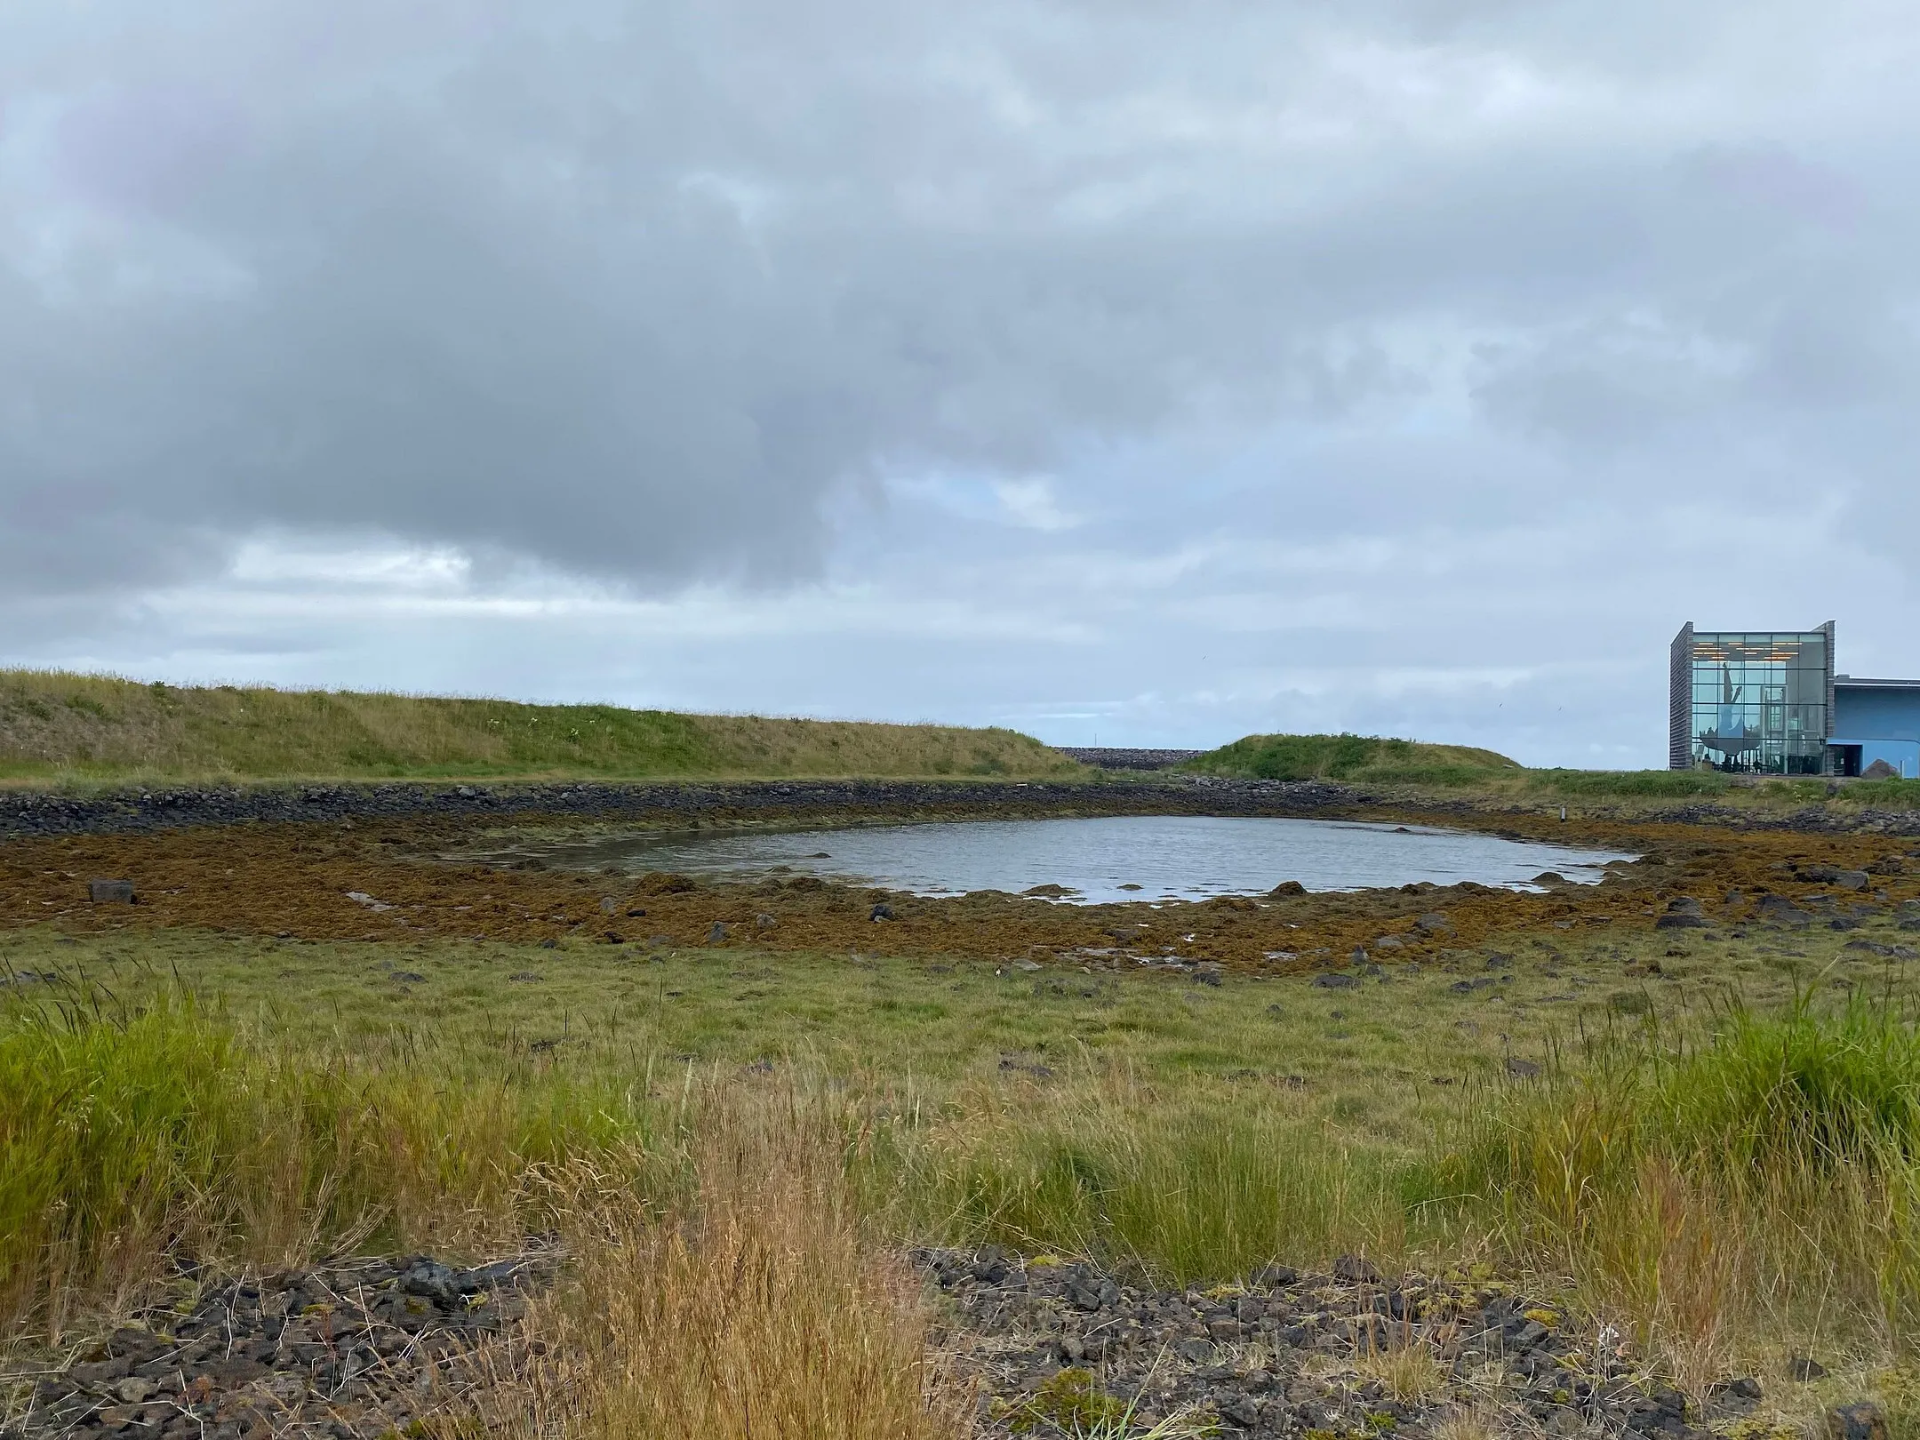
[{"left": 4, "top": 0, "right": 1919, "bottom": 603}]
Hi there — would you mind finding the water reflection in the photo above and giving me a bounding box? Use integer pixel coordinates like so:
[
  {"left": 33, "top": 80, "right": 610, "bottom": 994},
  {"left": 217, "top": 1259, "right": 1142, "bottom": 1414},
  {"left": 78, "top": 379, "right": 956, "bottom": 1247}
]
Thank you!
[{"left": 466, "top": 815, "right": 1632, "bottom": 905}]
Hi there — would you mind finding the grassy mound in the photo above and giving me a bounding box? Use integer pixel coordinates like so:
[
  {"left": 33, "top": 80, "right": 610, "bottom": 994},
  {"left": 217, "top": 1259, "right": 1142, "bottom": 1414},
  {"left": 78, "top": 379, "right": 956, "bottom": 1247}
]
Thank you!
[
  {"left": 0, "top": 671, "right": 1079, "bottom": 784},
  {"left": 1186, "top": 734, "right": 1816, "bottom": 802},
  {"left": 1182, "top": 732, "right": 1521, "bottom": 786}
]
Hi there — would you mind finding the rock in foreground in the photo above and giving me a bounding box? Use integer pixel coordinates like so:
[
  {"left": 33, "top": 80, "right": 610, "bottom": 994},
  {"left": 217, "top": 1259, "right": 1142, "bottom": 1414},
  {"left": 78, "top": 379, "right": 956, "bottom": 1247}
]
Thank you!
[{"left": 4, "top": 1252, "right": 552, "bottom": 1440}]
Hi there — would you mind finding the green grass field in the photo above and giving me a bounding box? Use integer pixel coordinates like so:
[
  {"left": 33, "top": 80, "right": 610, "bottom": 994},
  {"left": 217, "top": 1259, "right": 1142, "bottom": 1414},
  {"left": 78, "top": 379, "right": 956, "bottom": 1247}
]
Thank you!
[
  {"left": 0, "top": 671, "right": 1081, "bottom": 784},
  {"left": 6, "top": 907, "right": 1919, "bottom": 1387}
]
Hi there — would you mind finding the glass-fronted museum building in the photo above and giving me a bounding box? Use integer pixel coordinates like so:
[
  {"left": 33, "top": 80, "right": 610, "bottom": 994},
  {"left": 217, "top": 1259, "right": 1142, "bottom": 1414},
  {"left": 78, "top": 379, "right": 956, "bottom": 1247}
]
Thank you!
[{"left": 1668, "top": 622, "right": 1834, "bottom": 774}]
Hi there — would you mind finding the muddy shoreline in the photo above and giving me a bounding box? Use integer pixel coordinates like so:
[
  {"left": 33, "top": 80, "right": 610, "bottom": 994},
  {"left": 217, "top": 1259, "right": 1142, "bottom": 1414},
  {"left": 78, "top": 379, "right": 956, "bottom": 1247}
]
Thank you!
[
  {"left": 5, "top": 773, "right": 1919, "bottom": 976},
  {"left": 3, "top": 810, "right": 1915, "bottom": 976}
]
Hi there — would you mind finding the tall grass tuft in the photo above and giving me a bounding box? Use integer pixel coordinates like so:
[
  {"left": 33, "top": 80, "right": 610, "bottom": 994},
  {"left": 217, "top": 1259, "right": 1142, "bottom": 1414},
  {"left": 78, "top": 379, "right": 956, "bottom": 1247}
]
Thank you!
[
  {"left": 1441, "top": 993, "right": 1920, "bottom": 1372},
  {"left": 518, "top": 1090, "right": 972, "bottom": 1440},
  {"left": 0, "top": 995, "right": 655, "bottom": 1339},
  {"left": 879, "top": 1073, "right": 1410, "bottom": 1284}
]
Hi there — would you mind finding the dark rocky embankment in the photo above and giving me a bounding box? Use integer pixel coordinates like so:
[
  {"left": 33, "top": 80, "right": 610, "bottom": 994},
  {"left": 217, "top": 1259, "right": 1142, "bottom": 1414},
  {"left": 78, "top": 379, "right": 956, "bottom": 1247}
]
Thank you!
[
  {"left": 12, "top": 1245, "right": 1861, "bottom": 1440},
  {"left": 1054, "top": 748, "right": 1204, "bottom": 771},
  {"left": 0, "top": 775, "right": 1360, "bottom": 841},
  {"left": 923, "top": 1248, "right": 1826, "bottom": 1440},
  {"left": 3, "top": 1254, "right": 552, "bottom": 1440}
]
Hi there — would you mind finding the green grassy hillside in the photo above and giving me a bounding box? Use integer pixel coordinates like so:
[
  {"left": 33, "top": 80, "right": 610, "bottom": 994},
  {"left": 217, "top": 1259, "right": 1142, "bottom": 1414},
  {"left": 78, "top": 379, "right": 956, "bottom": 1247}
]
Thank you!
[
  {"left": 1182, "top": 731, "right": 1522, "bottom": 786},
  {"left": 1184, "top": 731, "right": 1920, "bottom": 807},
  {"left": 0, "top": 671, "right": 1082, "bottom": 784}
]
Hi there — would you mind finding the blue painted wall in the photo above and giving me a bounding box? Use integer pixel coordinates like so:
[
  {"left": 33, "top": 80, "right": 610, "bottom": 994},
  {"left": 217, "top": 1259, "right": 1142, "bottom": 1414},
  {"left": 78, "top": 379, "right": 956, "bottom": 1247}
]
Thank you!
[{"left": 1833, "top": 685, "right": 1920, "bottom": 778}]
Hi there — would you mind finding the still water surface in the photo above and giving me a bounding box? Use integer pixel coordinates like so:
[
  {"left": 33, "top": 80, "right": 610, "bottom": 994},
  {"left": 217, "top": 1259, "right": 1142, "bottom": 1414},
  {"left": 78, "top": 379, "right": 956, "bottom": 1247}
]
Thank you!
[{"left": 488, "top": 815, "right": 1631, "bottom": 904}]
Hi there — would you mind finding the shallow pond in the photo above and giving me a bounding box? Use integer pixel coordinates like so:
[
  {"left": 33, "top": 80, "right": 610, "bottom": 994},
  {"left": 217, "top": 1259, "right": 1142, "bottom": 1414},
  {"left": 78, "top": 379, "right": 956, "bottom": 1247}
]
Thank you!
[{"left": 474, "top": 815, "right": 1631, "bottom": 904}]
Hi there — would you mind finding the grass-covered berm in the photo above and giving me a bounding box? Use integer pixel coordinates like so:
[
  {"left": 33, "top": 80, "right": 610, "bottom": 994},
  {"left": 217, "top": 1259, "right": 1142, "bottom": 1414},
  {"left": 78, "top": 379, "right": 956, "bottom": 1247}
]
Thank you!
[
  {"left": 5, "top": 809, "right": 1920, "bottom": 1437},
  {"left": 0, "top": 670, "right": 1081, "bottom": 784},
  {"left": 1182, "top": 733, "right": 1525, "bottom": 788},
  {"left": 1184, "top": 729, "right": 1920, "bottom": 812}
]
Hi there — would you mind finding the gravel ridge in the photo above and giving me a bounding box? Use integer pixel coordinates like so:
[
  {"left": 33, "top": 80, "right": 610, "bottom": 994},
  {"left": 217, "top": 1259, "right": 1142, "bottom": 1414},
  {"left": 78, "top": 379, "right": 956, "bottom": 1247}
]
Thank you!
[
  {"left": 0, "top": 776, "right": 1362, "bottom": 841},
  {"left": 7, "top": 773, "right": 1917, "bottom": 844},
  {"left": 921, "top": 1247, "right": 1773, "bottom": 1439},
  {"left": 0, "top": 1245, "right": 1841, "bottom": 1439},
  {"left": 2, "top": 1254, "right": 551, "bottom": 1440},
  {"left": 1055, "top": 749, "right": 1205, "bottom": 771}
]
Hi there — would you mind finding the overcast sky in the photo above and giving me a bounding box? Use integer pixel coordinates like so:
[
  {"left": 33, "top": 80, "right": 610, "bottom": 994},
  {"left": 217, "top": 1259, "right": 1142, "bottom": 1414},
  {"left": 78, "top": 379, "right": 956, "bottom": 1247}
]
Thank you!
[{"left": 4, "top": 1, "right": 1917, "bottom": 765}]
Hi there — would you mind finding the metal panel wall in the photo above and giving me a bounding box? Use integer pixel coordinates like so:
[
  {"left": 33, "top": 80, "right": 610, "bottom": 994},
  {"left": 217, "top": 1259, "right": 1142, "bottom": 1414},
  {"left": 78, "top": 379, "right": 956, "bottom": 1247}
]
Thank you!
[
  {"left": 1818, "top": 619, "right": 1836, "bottom": 775},
  {"left": 1669, "top": 622, "right": 1694, "bottom": 769}
]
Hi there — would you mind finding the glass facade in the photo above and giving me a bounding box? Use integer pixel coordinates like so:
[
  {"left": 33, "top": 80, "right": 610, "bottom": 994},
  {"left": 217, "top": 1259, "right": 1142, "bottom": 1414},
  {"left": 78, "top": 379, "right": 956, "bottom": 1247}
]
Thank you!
[{"left": 1683, "top": 630, "right": 1831, "bottom": 774}]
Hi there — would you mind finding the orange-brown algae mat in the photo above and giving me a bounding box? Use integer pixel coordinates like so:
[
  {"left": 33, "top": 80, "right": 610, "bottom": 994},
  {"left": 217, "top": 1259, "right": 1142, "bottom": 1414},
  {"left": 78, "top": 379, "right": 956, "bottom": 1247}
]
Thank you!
[{"left": 2, "top": 812, "right": 1917, "bottom": 974}]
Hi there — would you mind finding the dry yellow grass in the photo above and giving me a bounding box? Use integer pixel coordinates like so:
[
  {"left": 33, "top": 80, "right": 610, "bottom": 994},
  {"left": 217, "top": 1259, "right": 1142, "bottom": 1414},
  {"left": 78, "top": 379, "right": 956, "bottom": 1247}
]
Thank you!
[
  {"left": 1354, "top": 1335, "right": 1450, "bottom": 1405},
  {"left": 0, "top": 989, "right": 969, "bottom": 1435},
  {"left": 0, "top": 994, "right": 655, "bottom": 1343},
  {"left": 1428, "top": 1399, "right": 1515, "bottom": 1440},
  {"left": 0, "top": 669, "right": 1079, "bottom": 782},
  {"left": 513, "top": 1097, "right": 973, "bottom": 1440}
]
